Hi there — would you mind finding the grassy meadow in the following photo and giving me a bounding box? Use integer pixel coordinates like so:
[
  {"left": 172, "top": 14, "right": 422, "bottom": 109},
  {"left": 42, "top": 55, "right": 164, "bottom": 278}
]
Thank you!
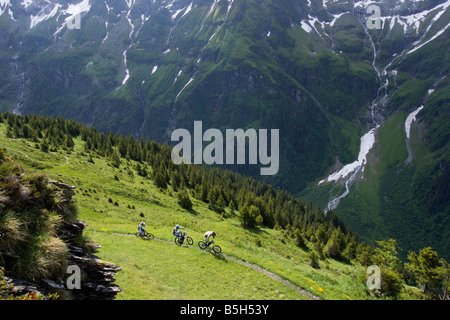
[{"left": 0, "top": 123, "right": 376, "bottom": 300}]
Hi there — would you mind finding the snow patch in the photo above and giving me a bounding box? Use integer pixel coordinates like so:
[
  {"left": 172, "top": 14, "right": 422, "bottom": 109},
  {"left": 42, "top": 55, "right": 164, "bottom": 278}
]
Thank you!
[
  {"left": 119, "top": 49, "right": 130, "bottom": 88},
  {"left": 406, "top": 22, "right": 450, "bottom": 55},
  {"left": 330, "top": 13, "right": 345, "bottom": 26},
  {"left": 180, "top": 2, "right": 192, "bottom": 19},
  {"left": 173, "top": 70, "right": 182, "bottom": 84},
  {"left": 404, "top": 105, "right": 424, "bottom": 139},
  {"left": 207, "top": 0, "right": 219, "bottom": 18},
  {"left": 171, "top": 2, "right": 192, "bottom": 20},
  {"left": 21, "top": 0, "right": 32, "bottom": 9},
  {"left": 227, "top": 0, "right": 235, "bottom": 14},
  {"left": 300, "top": 21, "right": 312, "bottom": 33},
  {"left": 0, "top": 0, "right": 10, "bottom": 17},
  {"left": 175, "top": 77, "right": 194, "bottom": 102},
  {"left": 30, "top": 3, "right": 61, "bottom": 29},
  {"left": 319, "top": 127, "right": 377, "bottom": 185},
  {"left": 53, "top": 0, "right": 92, "bottom": 34},
  {"left": 124, "top": 0, "right": 135, "bottom": 9}
]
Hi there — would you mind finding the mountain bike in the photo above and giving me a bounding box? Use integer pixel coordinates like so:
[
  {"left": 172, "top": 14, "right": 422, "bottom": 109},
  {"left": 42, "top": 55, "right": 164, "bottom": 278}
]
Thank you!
[
  {"left": 174, "top": 231, "right": 193, "bottom": 246},
  {"left": 135, "top": 231, "right": 154, "bottom": 240},
  {"left": 198, "top": 240, "right": 222, "bottom": 254}
]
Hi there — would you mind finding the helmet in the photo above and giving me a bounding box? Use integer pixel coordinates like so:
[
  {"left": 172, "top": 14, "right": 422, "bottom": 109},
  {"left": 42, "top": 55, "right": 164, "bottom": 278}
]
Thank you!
[
  {"left": 212, "top": 231, "right": 216, "bottom": 237},
  {"left": 140, "top": 222, "right": 146, "bottom": 226}
]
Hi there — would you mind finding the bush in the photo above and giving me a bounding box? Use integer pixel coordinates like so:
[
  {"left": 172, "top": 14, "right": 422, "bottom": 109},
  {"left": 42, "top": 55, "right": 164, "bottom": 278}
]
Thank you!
[
  {"left": 40, "top": 141, "right": 49, "bottom": 153},
  {"left": 380, "top": 267, "right": 403, "bottom": 298},
  {"left": 309, "top": 252, "right": 321, "bottom": 269},
  {"left": 324, "top": 227, "right": 347, "bottom": 260},
  {"left": 239, "top": 205, "right": 262, "bottom": 228},
  {"left": 177, "top": 191, "right": 193, "bottom": 210},
  {"left": 294, "top": 229, "right": 306, "bottom": 248},
  {"left": 154, "top": 172, "right": 167, "bottom": 189}
]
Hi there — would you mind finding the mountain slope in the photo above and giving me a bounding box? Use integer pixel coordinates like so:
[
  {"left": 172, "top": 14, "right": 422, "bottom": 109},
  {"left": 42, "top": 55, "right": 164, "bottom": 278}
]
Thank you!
[
  {"left": 0, "top": 0, "right": 384, "bottom": 192},
  {"left": 0, "top": 114, "right": 373, "bottom": 300},
  {"left": 4, "top": 112, "right": 450, "bottom": 299},
  {"left": 0, "top": 0, "right": 449, "bottom": 262}
]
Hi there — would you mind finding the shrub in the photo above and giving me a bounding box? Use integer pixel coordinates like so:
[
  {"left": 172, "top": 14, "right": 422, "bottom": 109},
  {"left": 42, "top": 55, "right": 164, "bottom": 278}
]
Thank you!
[
  {"left": 177, "top": 191, "right": 193, "bottom": 210},
  {"left": 154, "top": 172, "right": 167, "bottom": 189},
  {"left": 239, "top": 205, "right": 262, "bottom": 228},
  {"left": 294, "top": 229, "right": 306, "bottom": 248},
  {"left": 40, "top": 141, "right": 49, "bottom": 153},
  {"left": 380, "top": 267, "right": 403, "bottom": 298},
  {"left": 309, "top": 252, "right": 321, "bottom": 269}
]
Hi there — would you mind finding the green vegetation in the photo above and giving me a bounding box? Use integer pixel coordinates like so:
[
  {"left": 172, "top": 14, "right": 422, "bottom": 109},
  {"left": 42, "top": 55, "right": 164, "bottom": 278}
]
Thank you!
[
  {"left": 0, "top": 148, "right": 71, "bottom": 283},
  {"left": 0, "top": 113, "right": 448, "bottom": 300},
  {"left": 335, "top": 77, "right": 450, "bottom": 262}
]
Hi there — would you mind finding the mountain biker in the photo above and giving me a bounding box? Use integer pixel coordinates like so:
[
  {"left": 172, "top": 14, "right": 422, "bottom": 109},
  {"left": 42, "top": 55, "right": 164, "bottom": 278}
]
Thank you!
[
  {"left": 173, "top": 224, "right": 186, "bottom": 239},
  {"left": 204, "top": 231, "right": 216, "bottom": 246},
  {"left": 138, "top": 222, "right": 147, "bottom": 235}
]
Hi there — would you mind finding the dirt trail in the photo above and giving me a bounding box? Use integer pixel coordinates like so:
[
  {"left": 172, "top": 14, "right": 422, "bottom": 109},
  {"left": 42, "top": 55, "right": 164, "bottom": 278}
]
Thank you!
[
  {"left": 112, "top": 232, "right": 320, "bottom": 300},
  {"left": 222, "top": 254, "right": 320, "bottom": 300}
]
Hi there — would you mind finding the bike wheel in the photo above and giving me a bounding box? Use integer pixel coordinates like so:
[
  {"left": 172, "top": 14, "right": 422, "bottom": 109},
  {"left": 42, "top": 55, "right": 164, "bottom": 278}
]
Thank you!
[
  {"left": 186, "top": 236, "right": 193, "bottom": 245},
  {"left": 212, "top": 245, "right": 222, "bottom": 254},
  {"left": 143, "top": 232, "right": 154, "bottom": 240},
  {"left": 175, "top": 237, "right": 183, "bottom": 246},
  {"left": 198, "top": 241, "right": 207, "bottom": 250}
]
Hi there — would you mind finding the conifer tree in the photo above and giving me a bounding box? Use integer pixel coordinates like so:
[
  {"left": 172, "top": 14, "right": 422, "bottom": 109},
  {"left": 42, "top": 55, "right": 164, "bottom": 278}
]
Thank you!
[{"left": 406, "top": 247, "right": 443, "bottom": 295}]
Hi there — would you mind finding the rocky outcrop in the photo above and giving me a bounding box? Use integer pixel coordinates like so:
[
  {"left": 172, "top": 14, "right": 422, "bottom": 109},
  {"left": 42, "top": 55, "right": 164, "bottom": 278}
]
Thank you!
[
  {"left": 62, "top": 219, "right": 122, "bottom": 300},
  {"left": 4, "top": 181, "right": 122, "bottom": 300},
  {"left": 5, "top": 219, "right": 122, "bottom": 300}
]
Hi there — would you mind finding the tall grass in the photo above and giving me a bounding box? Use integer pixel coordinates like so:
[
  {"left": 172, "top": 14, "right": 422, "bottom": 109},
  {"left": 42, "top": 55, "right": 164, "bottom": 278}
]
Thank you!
[{"left": 0, "top": 148, "right": 71, "bottom": 283}]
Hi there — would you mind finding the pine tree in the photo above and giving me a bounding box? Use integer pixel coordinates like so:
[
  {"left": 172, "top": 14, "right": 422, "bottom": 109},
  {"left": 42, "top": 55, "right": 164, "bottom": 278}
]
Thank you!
[
  {"left": 154, "top": 170, "right": 167, "bottom": 189},
  {"left": 372, "top": 239, "right": 403, "bottom": 297},
  {"left": 406, "top": 247, "right": 442, "bottom": 295},
  {"left": 324, "top": 227, "right": 346, "bottom": 260},
  {"left": 177, "top": 191, "right": 193, "bottom": 210},
  {"left": 239, "top": 204, "right": 261, "bottom": 228},
  {"left": 40, "top": 140, "right": 49, "bottom": 153}
]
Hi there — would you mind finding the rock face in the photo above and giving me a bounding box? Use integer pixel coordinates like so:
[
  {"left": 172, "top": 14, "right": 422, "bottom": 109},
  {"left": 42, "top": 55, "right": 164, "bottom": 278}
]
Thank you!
[
  {"left": 5, "top": 181, "right": 122, "bottom": 300},
  {"left": 51, "top": 180, "right": 122, "bottom": 299},
  {"left": 62, "top": 219, "right": 123, "bottom": 300}
]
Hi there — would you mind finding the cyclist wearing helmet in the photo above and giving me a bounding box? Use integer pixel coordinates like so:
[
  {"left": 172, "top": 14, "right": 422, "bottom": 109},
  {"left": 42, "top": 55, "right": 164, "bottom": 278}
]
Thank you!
[
  {"left": 138, "top": 222, "right": 147, "bottom": 235},
  {"left": 204, "top": 231, "right": 216, "bottom": 246},
  {"left": 173, "top": 224, "right": 186, "bottom": 239}
]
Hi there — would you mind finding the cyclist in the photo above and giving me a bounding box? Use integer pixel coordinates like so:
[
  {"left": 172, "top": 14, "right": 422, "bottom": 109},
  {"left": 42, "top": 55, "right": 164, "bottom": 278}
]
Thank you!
[
  {"left": 204, "top": 231, "right": 216, "bottom": 246},
  {"left": 138, "top": 222, "right": 147, "bottom": 235},
  {"left": 173, "top": 224, "right": 186, "bottom": 239}
]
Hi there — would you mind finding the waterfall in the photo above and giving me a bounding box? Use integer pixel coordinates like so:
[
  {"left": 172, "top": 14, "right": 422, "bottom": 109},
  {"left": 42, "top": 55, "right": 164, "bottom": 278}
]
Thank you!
[{"left": 321, "top": 15, "right": 386, "bottom": 213}]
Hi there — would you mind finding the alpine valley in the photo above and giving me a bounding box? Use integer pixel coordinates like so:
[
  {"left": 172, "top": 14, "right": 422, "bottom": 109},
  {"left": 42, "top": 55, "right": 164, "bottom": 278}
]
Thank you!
[{"left": 0, "top": 0, "right": 449, "bottom": 262}]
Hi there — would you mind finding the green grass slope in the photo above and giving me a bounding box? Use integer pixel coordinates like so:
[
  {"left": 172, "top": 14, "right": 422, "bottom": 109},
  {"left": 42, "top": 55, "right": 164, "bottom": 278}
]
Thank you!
[{"left": 0, "top": 121, "right": 374, "bottom": 300}]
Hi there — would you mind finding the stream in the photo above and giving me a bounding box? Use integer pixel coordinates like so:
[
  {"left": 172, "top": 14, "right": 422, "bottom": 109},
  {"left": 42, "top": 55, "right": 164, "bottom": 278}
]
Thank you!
[
  {"left": 320, "top": 17, "right": 388, "bottom": 213},
  {"left": 12, "top": 52, "right": 25, "bottom": 115}
]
